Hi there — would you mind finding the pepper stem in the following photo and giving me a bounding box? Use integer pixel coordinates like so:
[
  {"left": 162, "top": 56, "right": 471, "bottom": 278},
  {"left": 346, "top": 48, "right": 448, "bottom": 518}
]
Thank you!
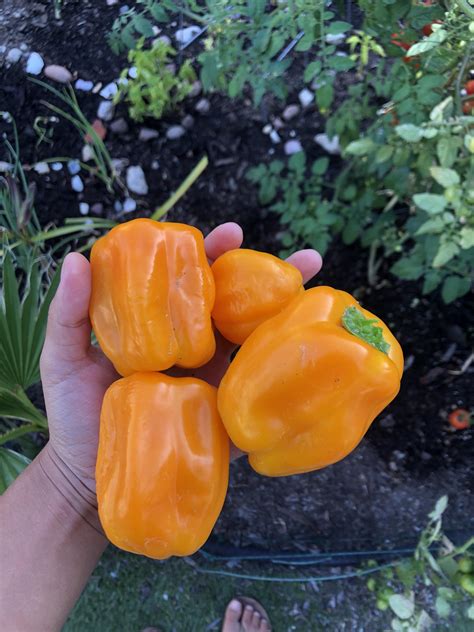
[{"left": 342, "top": 306, "right": 390, "bottom": 355}]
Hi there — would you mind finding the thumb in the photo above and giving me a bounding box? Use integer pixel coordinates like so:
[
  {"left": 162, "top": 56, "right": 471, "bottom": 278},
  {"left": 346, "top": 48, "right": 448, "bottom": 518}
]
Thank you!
[{"left": 41, "top": 253, "right": 92, "bottom": 367}]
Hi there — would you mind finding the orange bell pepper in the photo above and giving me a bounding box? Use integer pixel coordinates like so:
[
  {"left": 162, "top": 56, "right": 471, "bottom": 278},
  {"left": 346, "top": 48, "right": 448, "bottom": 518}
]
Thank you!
[
  {"left": 90, "top": 219, "right": 215, "bottom": 376},
  {"left": 96, "top": 372, "right": 229, "bottom": 559},
  {"left": 218, "top": 286, "right": 403, "bottom": 477},
  {"left": 211, "top": 249, "right": 303, "bottom": 345}
]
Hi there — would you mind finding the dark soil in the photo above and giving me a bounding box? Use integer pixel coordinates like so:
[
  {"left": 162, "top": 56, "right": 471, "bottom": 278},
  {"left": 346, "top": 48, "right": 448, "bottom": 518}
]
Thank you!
[{"left": 1, "top": 0, "right": 473, "bottom": 556}]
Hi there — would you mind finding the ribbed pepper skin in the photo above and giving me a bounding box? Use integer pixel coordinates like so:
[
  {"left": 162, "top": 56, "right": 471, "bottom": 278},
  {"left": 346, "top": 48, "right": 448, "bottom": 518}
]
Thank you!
[
  {"left": 96, "top": 372, "right": 229, "bottom": 559},
  {"left": 218, "top": 286, "right": 403, "bottom": 477},
  {"left": 89, "top": 219, "right": 215, "bottom": 376},
  {"left": 211, "top": 249, "right": 303, "bottom": 345}
]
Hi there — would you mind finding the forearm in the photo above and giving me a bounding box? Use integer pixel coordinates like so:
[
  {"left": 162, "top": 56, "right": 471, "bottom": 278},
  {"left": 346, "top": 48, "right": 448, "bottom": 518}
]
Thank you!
[{"left": 0, "top": 445, "right": 108, "bottom": 632}]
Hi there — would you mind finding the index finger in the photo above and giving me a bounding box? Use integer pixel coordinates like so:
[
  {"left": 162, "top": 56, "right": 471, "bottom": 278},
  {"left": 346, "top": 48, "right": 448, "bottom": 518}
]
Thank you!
[{"left": 204, "top": 222, "right": 243, "bottom": 262}]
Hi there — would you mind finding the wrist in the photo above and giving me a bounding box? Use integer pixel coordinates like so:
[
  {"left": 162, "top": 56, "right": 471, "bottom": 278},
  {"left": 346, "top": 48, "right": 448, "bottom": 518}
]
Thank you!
[{"left": 38, "top": 444, "right": 107, "bottom": 540}]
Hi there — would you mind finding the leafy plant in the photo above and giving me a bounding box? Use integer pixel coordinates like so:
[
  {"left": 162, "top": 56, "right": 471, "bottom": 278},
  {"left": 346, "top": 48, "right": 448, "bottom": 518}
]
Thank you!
[
  {"left": 366, "top": 496, "right": 474, "bottom": 629},
  {"left": 248, "top": 1, "right": 473, "bottom": 302},
  {"left": 108, "top": 0, "right": 356, "bottom": 106},
  {"left": 247, "top": 152, "right": 333, "bottom": 254},
  {"left": 116, "top": 38, "right": 196, "bottom": 121}
]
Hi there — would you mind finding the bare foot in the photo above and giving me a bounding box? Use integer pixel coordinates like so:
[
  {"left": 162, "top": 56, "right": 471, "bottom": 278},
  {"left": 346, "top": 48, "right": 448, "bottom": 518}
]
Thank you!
[{"left": 222, "top": 598, "right": 271, "bottom": 631}]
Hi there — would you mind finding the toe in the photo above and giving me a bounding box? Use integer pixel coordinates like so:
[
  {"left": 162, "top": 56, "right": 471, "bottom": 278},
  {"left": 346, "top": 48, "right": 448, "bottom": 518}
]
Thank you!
[
  {"left": 250, "top": 610, "right": 261, "bottom": 630},
  {"left": 222, "top": 599, "right": 243, "bottom": 632},
  {"left": 260, "top": 618, "right": 271, "bottom": 632},
  {"left": 242, "top": 604, "right": 254, "bottom": 629}
]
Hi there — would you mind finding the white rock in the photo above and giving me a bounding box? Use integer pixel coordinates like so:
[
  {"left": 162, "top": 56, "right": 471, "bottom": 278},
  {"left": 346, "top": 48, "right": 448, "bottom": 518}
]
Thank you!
[
  {"left": 182, "top": 115, "right": 194, "bottom": 130},
  {"left": 123, "top": 198, "right": 137, "bottom": 213},
  {"left": 270, "top": 130, "right": 281, "bottom": 144},
  {"left": 33, "top": 161, "right": 50, "bottom": 174},
  {"left": 262, "top": 124, "right": 272, "bottom": 135},
  {"left": 151, "top": 160, "right": 160, "bottom": 170},
  {"left": 282, "top": 104, "right": 300, "bottom": 121},
  {"left": 44, "top": 64, "right": 72, "bottom": 83},
  {"left": 114, "top": 200, "right": 123, "bottom": 212},
  {"left": 6, "top": 48, "right": 22, "bottom": 64},
  {"left": 284, "top": 140, "right": 303, "bottom": 155},
  {"left": 157, "top": 35, "right": 172, "bottom": 46},
  {"left": 67, "top": 160, "right": 81, "bottom": 175},
  {"left": 166, "top": 125, "right": 186, "bottom": 140},
  {"left": 92, "top": 82, "right": 103, "bottom": 94},
  {"left": 71, "top": 175, "right": 84, "bottom": 192},
  {"left": 128, "top": 66, "right": 137, "bottom": 79},
  {"left": 26, "top": 52, "right": 44, "bottom": 75},
  {"left": 97, "top": 100, "right": 115, "bottom": 121},
  {"left": 20, "top": 43, "right": 28, "bottom": 52},
  {"left": 273, "top": 117, "right": 284, "bottom": 130},
  {"left": 126, "top": 166, "right": 148, "bottom": 195},
  {"left": 139, "top": 128, "right": 159, "bottom": 141},
  {"left": 117, "top": 77, "right": 128, "bottom": 87},
  {"left": 51, "top": 162, "right": 63, "bottom": 171},
  {"left": 106, "top": 0, "right": 118, "bottom": 5},
  {"left": 325, "top": 33, "right": 346, "bottom": 44},
  {"left": 314, "top": 133, "right": 341, "bottom": 155},
  {"left": 119, "top": 5, "right": 129, "bottom": 14},
  {"left": 189, "top": 81, "right": 202, "bottom": 98},
  {"left": 0, "top": 46, "right": 6, "bottom": 55},
  {"left": 175, "top": 26, "right": 201, "bottom": 46},
  {"left": 82, "top": 144, "right": 94, "bottom": 162},
  {"left": 99, "top": 82, "right": 118, "bottom": 99},
  {"left": 195, "top": 98, "right": 210, "bottom": 114},
  {"left": 79, "top": 203, "right": 89, "bottom": 215},
  {"left": 0, "top": 161, "right": 13, "bottom": 172},
  {"left": 110, "top": 118, "right": 129, "bottom": 134},
  {"left": 75, "top": 79, "right": 94, "bottom": 91},
  {"left": 112, "top": 158, "right": 128, "bottom": 174},
  {"left": 298, "top": 88, "right": 314, "bottom": 108}
]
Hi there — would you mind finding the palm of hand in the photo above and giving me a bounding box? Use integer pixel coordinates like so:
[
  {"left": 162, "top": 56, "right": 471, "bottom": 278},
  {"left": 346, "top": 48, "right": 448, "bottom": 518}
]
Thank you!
[{"left": 40, "top": 223, "right": 321, "bottom": 493}]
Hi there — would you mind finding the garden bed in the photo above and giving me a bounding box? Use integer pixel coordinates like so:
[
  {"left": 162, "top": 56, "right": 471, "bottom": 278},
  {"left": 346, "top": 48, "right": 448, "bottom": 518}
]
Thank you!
[{"left": 1, "top": 0, "right": 473, "bottom": 558}]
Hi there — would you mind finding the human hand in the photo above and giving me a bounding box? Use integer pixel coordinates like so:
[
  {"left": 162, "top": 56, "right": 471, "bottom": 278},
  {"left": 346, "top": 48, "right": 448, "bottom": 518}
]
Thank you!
[{"left": 40, "top": 222, "right": 322, "bottom": 498}]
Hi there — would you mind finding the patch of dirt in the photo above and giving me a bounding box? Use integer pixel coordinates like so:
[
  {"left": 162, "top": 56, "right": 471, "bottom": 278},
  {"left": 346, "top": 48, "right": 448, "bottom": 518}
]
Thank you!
[{"left": 1, "top": 0, "right": 472, "bottom": 555}]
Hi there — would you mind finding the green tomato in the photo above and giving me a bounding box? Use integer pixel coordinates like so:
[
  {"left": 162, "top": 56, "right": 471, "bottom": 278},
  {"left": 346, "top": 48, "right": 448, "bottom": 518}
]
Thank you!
[
  {"left": 459, "top": 574, "right": 474, "bottom": 596},
  {"left": 376, "top": 598, "right": 389, "bottom": 611},
  {"left": 444, "top": 187, "right": 457, "bottom": 202},
  {"left": 458, "top": 557, "right": 473, "bottom": 574},
  {"left": 367, "top": 578, "right": 376, "bottom": 591},
  {"left": 469, "top": 22, "right": 474, "bottom": 34}
]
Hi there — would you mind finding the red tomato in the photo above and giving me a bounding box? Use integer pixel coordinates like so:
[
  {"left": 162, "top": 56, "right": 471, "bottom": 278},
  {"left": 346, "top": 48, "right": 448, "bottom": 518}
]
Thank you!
[
  {"left": 466, "top": 80, "right": 474, "bottom": 95},
  {"left": 391, "top": 32, "right": 412, "bottom": 51},
  {"left": 449, "top": 409, "right": 471, "bottom": 430},
  {"left": 422, "top": 20, "right": 442, "bottom": 37},
  {"left": 463, "top": 100, "right": 474, "bottom": 114}
]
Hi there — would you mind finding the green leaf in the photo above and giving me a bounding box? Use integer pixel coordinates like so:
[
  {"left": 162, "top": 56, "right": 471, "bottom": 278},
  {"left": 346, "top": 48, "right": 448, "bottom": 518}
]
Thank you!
[
  {"left": 406, "top": 29, "right": 447, "bottom": 56},
  {"left": 327, "top": 56, "right": 356, "bottom": 71},
  {"left": 391, "top": 255, "right": 424, "bottom": 281},
  {"left": 460, "top": 227, "right": 474, "bottom": 250},
  {"left": 327, "top": 20, "right": 352, "bottom": 34},
  {"left": 342, "top": 307, "right": 390, "bottom": 355},
  {"left": 430, "top": 97, "right": 453, "bottom": 123},
  {"left": 304, "top": 60, "right": 322, "bottom": 83},
  {"left": 376, "top": 146, "right": 393, "bottom": 163},
  {"left": 422, "top": 271, "right": 442, "bottom": 294},
  {"left": 441, "top": 276, "right": 471, "bottom": 303},
  {"left": 433, "top": 242, "right": 459, "bottom": 268},
  {"left": 133, "top": 15, "right": 154, "bottom": 37},
  {"left": 316, "top": 84, "right": 334, "bottom": 110},
  {"left": 388, "top": 594, "right": 415, "bottom": 620},
  {"left": 429, "top": 167, "right": 460, "bottom": 188},
  {"left": 0, "top": 387, "right": 48, "bottom": 427},
  {"left": 342, "top": 220, "right": 361, "bottom": 244},
  {"left": 416, "top": 217, "right": 445, "bottom": 235},
  {"left": 0, "top": 447, "right": 31, "bottom": 494},
  {"left": 288, "top": 151, "right": 306, "bottom": 173},
  {"left": 345, "top": 138, "right": 376, "bottom": 156},
  {"left": 311, "top": 157, "right": 329, "bottom": 175},
  {"left": 413, "top": 194, "right": 447, "bottom": 214},
  {"left": 429, "top": 495, "right": 448, "bottom": 521},
  {"left": 436, "top": 137, "right": 459, "bottom": 167},
  {"left": 395, "top": 124, "right": 423, "bottom": 142}
]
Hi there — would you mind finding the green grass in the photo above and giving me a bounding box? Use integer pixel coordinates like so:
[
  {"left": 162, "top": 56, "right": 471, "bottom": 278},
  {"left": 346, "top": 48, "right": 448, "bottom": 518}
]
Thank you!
[{"left": 65, "top": 546, "right": 379, "bottom": 632}]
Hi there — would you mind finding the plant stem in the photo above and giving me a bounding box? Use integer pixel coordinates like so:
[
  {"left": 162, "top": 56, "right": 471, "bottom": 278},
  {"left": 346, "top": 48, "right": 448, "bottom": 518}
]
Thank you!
[{"left": 152, "top": 155, "right": 209, "bottom": 220}]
